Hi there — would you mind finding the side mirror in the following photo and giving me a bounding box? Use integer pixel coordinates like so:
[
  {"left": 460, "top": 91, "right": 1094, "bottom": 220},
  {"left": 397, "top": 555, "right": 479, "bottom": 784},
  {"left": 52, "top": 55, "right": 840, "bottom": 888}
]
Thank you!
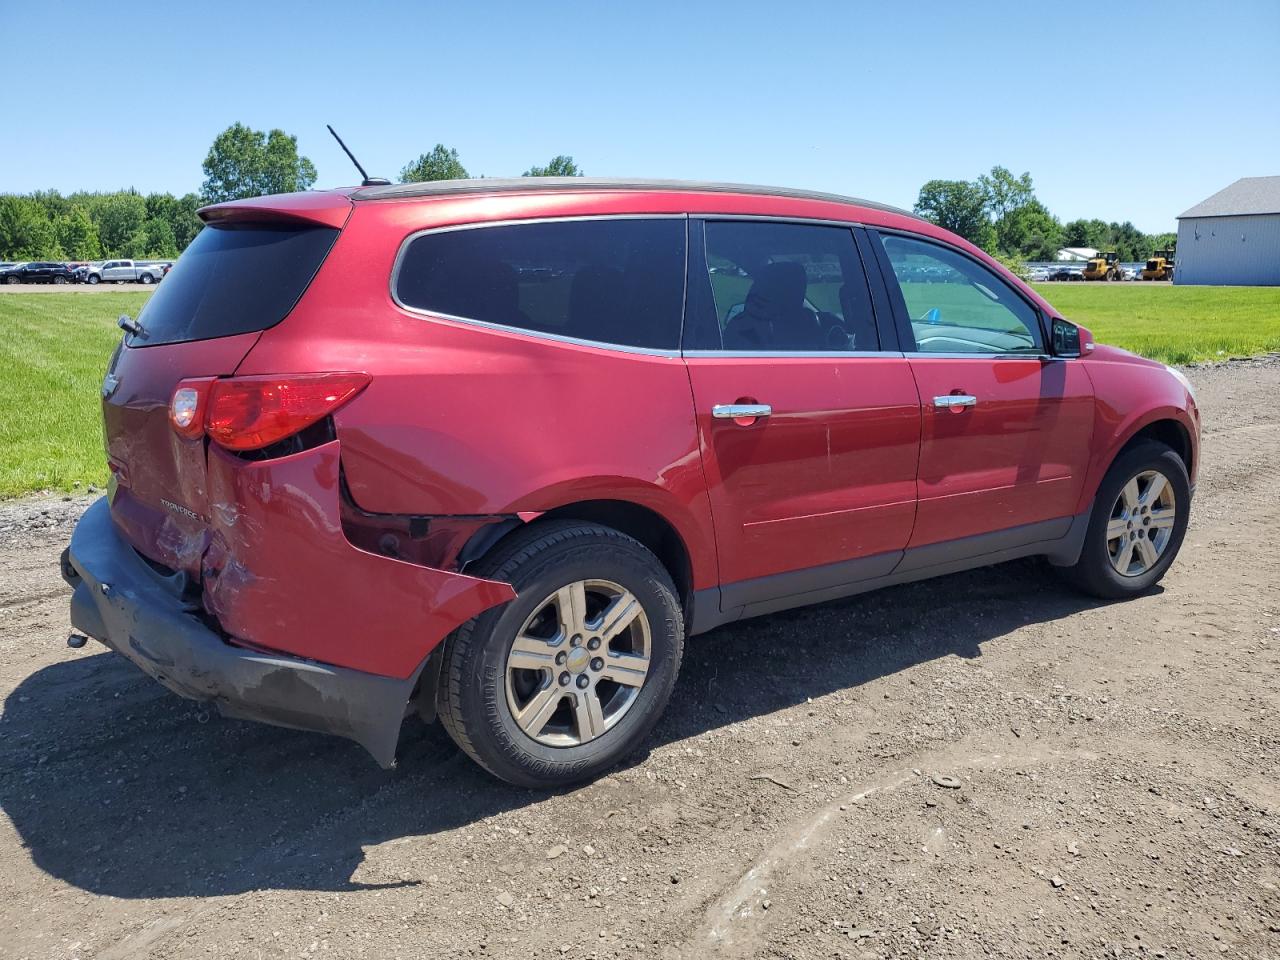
[{"left": 1051, "top": 317, "right": 1082, "bottom": 357}]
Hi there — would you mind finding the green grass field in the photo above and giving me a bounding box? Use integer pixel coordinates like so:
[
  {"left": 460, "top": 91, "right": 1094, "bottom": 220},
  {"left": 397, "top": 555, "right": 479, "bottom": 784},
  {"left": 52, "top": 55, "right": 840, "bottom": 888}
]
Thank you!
[
  {"left": 0, "top": 284, "right": 1277, "bottom": 497},
  {"left": 1033, "top": 283, "right": 1280, "bottom": 364},
  {"left": 0, "top": 293, "right": 150, "bottom": 497}
]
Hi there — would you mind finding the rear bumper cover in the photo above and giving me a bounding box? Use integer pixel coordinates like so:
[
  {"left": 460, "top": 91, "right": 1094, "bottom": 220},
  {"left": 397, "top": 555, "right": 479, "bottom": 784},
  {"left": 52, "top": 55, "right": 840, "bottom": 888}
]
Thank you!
[{"left": 66, "top": 496, "right": 470, "bottom": 767}]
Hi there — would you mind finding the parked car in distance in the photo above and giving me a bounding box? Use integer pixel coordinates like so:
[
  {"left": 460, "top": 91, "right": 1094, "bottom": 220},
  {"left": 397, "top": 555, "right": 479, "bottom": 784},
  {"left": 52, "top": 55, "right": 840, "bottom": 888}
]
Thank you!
[
  {"left": 63, "top": 178, "right": 1201, "bottom": 788},
  {"left": 85, "top": 259, "right": 165, "bottom": 285},
  {"left": 1, "top": 261, "right": 76, "bottom": 284}
]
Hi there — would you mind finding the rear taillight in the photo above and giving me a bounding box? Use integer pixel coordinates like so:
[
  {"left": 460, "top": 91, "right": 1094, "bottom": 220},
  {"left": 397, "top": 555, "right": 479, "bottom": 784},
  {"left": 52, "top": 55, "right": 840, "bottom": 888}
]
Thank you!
[
  {"left": 169, "top": 377, "right": 215, "bottom": 439},
  {"left": 170, "top": 373, "right": 370, "bottom": 452}
]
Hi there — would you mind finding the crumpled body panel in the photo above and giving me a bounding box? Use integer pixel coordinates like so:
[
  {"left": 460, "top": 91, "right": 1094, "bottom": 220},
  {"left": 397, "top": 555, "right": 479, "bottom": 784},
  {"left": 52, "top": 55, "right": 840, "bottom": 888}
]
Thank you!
[{"left": 202, "top": 440, "right": 515, "bottom": 679}]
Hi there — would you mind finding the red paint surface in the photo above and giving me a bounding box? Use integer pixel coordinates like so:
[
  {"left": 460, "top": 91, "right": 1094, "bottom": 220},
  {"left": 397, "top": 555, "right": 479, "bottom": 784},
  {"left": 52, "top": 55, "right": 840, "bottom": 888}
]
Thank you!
[{"left": 202, "top": 441, "right": 515, "bottom": 679}]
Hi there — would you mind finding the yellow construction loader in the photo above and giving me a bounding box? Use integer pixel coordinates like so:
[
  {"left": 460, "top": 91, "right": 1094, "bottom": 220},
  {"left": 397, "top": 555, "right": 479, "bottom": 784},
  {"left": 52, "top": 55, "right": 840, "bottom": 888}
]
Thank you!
[
  {"left": 1082, "top": 251, "right": 1123, "bottom": 281},
  {"left": 1141, "top": 248, "right": 1175, "bottom": 281}
]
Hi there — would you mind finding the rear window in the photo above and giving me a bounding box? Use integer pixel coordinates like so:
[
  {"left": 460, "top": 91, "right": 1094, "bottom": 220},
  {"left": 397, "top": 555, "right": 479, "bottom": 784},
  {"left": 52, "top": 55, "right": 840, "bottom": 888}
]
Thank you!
[
  {"left": 133, "top": 223, "right": 339, "bottom": 346},
  {"left": 394, "top": 218, "right": 686, "bottom": 350}
]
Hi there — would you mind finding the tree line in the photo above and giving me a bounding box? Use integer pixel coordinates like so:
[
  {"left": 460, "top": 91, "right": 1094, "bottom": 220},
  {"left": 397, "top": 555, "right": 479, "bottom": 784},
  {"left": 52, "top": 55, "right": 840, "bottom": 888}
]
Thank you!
[
  {"left": 914, "top": 166, "right": 1176, "bottom": 265},
  {"left": 3, "top": 124, "right": 1173, "bottom": 267},
  {"left": 0, "top": 122, "right": 583, "bottom": 263}
]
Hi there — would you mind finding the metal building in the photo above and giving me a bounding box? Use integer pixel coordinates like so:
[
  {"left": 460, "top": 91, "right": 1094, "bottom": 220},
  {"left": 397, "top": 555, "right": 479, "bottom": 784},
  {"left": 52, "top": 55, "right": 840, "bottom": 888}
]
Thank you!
[{"left": 1175, "top": 176, "right": 1280, "bottom": 285}]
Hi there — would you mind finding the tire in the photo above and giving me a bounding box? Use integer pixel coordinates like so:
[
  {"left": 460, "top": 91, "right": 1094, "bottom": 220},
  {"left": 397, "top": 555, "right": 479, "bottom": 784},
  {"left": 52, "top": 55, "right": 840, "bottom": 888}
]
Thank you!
[
  {"left": 437, "top": 520, "right": 684, "bottom": 788},
  {"left": 87, "top": 274, "right": 100, "bottom": 284},
  {"left": 4, "top": 275, "right": 18, "bottom": 285},
  {"left": 140, "top": 273, "right": 155, "bottom": 285},
  {"left": 1058, "top": 441, "right": 1190, "bottom": 599},
  {"left": 54, "top": 275, "right": 67, "bottom": 285}
]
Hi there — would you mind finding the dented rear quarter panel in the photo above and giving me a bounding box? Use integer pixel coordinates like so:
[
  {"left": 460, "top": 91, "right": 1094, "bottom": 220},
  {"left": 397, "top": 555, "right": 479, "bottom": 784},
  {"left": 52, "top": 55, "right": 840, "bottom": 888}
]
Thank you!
[{"left": 202, "top": 440, "right": 515, "bottom": 679}]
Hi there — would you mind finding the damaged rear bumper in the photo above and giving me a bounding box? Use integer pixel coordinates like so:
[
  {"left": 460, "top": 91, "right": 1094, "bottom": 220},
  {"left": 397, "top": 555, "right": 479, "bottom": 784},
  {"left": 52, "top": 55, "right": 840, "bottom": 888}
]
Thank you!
[{"left": 65, "top": 498, "right": 417, "bottom": 765}]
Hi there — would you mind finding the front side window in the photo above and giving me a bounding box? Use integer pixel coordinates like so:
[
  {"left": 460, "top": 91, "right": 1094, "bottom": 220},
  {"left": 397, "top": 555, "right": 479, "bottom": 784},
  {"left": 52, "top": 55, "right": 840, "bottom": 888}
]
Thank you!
[
  {"left": 879, "top": 234, "right": 1044, "bottom": 354},
  {"left": 691, "top": 220, "right": 877, "bottom": 352},
  {"left": 395, "top": 218, "right": 686, "bottom": 351}
]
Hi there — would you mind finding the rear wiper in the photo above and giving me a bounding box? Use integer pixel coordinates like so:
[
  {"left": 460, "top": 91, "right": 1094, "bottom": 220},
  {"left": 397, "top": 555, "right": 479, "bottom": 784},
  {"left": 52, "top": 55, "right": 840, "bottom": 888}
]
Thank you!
[{"left": 118, "top": 314, "right": 146, "bottom": 339}]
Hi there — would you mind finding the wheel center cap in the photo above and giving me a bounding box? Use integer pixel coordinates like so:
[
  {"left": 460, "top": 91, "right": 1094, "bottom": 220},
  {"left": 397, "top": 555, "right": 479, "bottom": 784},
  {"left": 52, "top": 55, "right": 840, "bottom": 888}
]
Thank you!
[{"left": 566, "top": 647, "right": 591, "bottom": 674}]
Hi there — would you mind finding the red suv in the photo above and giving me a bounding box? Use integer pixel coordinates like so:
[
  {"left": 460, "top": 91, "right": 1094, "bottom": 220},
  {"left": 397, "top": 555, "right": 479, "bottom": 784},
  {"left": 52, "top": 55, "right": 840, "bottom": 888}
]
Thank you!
[{"left": 63, "top": 179, "right": 1200, "bottom": 786}]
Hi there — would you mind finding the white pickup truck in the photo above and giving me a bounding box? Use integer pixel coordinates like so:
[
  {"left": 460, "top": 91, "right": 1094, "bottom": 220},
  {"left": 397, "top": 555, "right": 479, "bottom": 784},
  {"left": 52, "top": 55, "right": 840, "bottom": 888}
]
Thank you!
[{"left": 85, "top": 260, "right": 167, "bottom": 285}]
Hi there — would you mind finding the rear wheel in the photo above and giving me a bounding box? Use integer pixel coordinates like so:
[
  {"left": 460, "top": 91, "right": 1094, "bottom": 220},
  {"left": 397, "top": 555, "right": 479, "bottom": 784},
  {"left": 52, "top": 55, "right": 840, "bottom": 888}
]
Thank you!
[
  {"left": 1059, "top": 441, "right": 1190, "bottom": 599},
  {"left": 437, "top": 521, "right": 684, "bottom": 787},
  {"left": 140, "top": 273, "right": 155, "bottom": 285}
]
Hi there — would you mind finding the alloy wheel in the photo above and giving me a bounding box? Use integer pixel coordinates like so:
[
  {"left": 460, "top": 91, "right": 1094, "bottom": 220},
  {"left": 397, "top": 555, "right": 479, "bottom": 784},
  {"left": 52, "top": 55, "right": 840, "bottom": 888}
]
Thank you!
[
  {"left": 1107, "top": 469, "right": 1177, "bottom": 576},
  {"left": 505, "top": 578, "right": 651, "bottom": 747}
]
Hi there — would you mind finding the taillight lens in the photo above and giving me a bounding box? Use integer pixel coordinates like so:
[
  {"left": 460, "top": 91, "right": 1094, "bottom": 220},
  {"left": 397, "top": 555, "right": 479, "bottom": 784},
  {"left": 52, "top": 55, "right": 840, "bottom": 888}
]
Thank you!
[
  {"left": 171, "top": 373, "right": 370, "bottom": 452},
  {"left": 169, "top": 378, "right": 214, "bottom": 439}
]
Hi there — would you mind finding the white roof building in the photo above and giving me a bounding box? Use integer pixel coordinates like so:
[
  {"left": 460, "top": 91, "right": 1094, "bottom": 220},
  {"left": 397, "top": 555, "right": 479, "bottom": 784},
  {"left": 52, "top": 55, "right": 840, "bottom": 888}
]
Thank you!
[
  {"left": 1056, "top": 247, "right": 1099, "bottom": 262},
  {"left": 1175, "top": 177, "right": 1280, "bottom": 286}
]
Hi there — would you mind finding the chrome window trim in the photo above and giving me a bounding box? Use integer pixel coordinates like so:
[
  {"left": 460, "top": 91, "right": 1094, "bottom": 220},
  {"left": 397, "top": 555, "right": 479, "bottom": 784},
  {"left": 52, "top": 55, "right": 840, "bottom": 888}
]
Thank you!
[
  {"left": 693, "top": 213, "right": 866, "bottom": 230},
  {"left": 684, "top": 350, "right": 902, "bottom": 359},
  {"left": 903, "top": 351, "right": 1057, "bottom": 361},
  {"left": 389, "top": 214, "right": 688, "bottom": 358}
]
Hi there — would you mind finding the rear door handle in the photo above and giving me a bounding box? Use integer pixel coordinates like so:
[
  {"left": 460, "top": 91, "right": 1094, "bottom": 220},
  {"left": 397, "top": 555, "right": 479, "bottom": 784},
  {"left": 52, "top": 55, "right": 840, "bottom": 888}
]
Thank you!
[
  {"left": 712, "top": 403, "right": 772, "bottom": 420},
  {"left": 933, "top": 394, "right": 977, "bottom": 409}
]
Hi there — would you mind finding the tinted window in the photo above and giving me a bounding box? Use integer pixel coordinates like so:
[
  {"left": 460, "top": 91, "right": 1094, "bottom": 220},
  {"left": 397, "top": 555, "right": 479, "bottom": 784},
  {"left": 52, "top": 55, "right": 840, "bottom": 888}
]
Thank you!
[
  {"left": 691, "top": 221, "right": 877, "bottom": 352},
  {"left": 396, "top": 219, "right": 686, "bottom": 350},
  {"left": 133, "top": 223, "right": 339, "bottom": 346},
  {"left": 879, "top": 235, "right": 1043, "bottom": 354}
]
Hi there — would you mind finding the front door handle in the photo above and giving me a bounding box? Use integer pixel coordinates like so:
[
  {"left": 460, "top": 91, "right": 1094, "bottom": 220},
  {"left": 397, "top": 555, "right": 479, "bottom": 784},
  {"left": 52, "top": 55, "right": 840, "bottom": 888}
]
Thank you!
[
  {"left": 933, "top": 394, "right": 977, "bottom": 409},
  {"left": 712, "top": 403, "right": 772, "bottom": 420}
]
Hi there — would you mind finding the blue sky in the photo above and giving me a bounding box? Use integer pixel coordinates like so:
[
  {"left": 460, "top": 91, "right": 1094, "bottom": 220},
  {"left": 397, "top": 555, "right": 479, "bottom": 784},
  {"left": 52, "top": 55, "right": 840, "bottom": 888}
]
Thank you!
[{"left": 2, "top": 0, "right": 1276, "bottom": 232}]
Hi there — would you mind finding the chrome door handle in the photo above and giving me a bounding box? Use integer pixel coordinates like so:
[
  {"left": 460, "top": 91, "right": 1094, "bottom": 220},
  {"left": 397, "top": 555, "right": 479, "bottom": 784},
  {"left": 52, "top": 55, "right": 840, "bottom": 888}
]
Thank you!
[
  {"left": 933, "top": 394, "right": 977, "bottom": 408},
  {"left": 712, "top": 403, "right": 772, "bottom": 419}
]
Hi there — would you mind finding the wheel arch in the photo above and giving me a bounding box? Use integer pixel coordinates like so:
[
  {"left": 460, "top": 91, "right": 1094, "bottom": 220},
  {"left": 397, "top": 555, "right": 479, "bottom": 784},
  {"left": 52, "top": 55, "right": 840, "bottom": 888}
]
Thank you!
[
  {"left": 462, "top": 497, "right": 699, "bottom": 615},
  {"left": 1117, "top": 418, "right": 1194, "bottom": 479}
]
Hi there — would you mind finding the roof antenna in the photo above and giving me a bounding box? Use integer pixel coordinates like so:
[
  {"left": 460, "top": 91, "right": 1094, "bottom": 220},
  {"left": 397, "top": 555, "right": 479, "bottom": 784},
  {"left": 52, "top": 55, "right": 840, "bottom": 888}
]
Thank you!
[{"left": 327, "top": 124, "right": 390, "bottom": 187}]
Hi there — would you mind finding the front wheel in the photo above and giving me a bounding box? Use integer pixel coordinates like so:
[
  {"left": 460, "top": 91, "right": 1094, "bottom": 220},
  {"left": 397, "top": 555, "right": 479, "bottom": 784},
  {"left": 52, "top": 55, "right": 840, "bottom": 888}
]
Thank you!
[
  {"left": 1058, "top": 441, "right": 1190, "bottom": 599},
  {"left": 87, "top": 274, "right": 100, "bottom": 284},
  {"left": 437, "top": 521, "right": 684, "bottom": 787},
  {"left": 4, "top": 275, "right": 19, "bottom": 285}
]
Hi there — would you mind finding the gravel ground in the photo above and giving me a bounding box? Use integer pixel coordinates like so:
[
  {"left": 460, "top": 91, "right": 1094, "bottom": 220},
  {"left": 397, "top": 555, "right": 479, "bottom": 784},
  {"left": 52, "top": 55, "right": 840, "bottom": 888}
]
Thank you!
[{"left": 0, "top": 361, "right": 1277, "bottom": 960}]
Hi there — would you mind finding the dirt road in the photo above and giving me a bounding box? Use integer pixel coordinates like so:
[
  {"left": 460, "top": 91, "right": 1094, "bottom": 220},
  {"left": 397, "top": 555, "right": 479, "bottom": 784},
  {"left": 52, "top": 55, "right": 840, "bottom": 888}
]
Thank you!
[{"left": 1, "top": 361, "right": 1277, "bottom": 960}]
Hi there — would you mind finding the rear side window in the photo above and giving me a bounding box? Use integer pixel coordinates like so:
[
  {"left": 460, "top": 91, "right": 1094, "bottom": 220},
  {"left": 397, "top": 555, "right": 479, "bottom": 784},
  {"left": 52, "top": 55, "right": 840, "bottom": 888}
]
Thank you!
[
  {"left": 688, "top": 220, "right": 878, "bottom": 352},
  {"left": 394, "top": 219, "right": 687, "bottom": 350},
  {"left": 134, "top": 223, "right": 339, "bottom": 346}
]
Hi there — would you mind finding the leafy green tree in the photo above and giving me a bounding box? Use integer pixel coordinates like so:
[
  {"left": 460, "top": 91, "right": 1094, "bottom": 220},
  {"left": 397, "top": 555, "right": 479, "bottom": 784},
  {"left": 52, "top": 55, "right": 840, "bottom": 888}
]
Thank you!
[
  {"left": 399, "top": 144, "right": 468, "bottom": 183},
  {"left": 977, "top": 166, "right": 1034, "bottom": 221},
  {"left": 914, "top": 179, "right": 994, "bottom": 250},
  {"left": 995, "top": 199, "right": 1062, "bottom": 261},
  {"left": 0, "top": 195, "right": 59, "bottom": 260},
  {"left": 131, "top": 217, "right": 179, "bottom": 258},
  {"left": 523, "top": 155, "right": 583, "bottom": 177},
  {"left": 1062, "top": 218, "right": 1110, "bottom": 250},
  {"left": 201, "top": 123, "right": 317, "bottom": 203},
  {"left": 1108, "top": 221, "right": 1148, "bottom": 262},
  {"left": 92, "top": 192, "right": 148, "bottom": 257},
  {"left": 53, "top": 205, "right": 101, "bottom": 260},
  {"left": 171, "top": 193, "right": 204, "bottom": 250}
]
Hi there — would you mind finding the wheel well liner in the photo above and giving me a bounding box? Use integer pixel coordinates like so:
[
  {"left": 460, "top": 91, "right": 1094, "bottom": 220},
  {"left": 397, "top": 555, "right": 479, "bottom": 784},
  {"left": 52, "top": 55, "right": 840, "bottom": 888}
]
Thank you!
[
  {"left": 1117, "top": 418, "right": 1193, "bottom": 478},
  {"left": 469, "top": 499, "right": 694, "bottom": 610}
]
